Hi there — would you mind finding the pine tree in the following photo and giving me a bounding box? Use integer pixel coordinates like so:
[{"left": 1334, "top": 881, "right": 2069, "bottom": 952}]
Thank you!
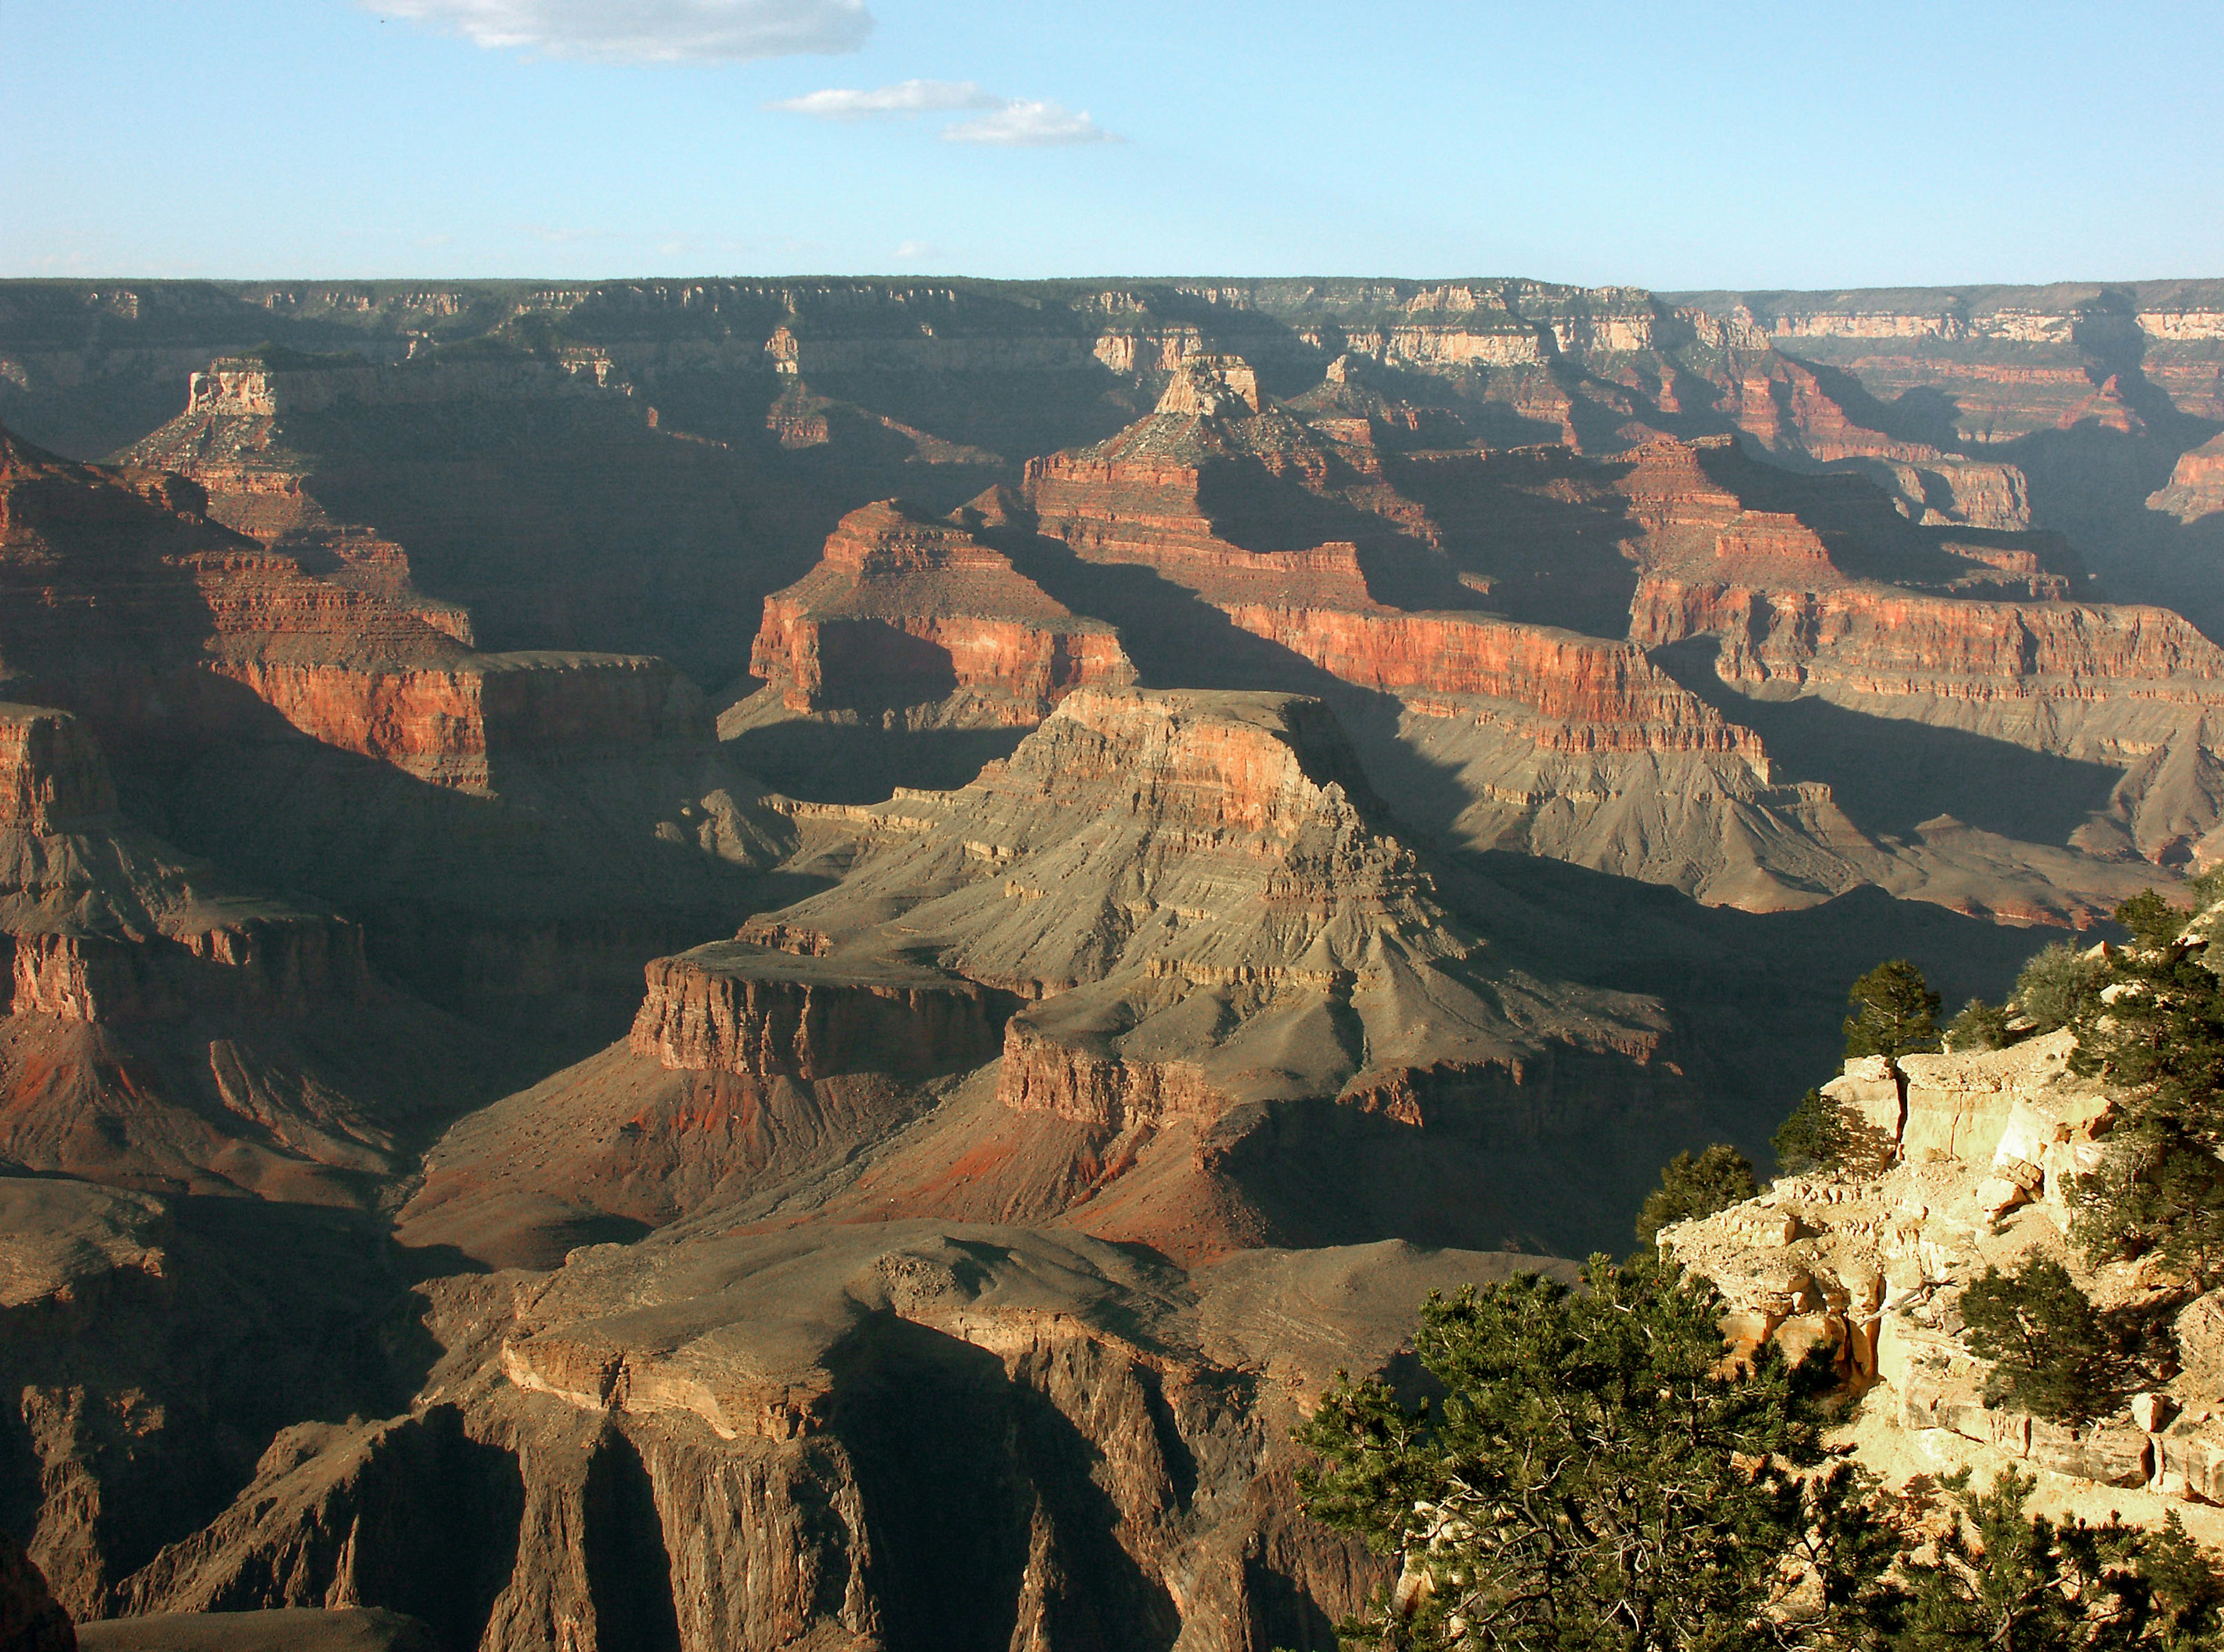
[
  {"left": 1296, "top": 1255, "right": 1886, "bottom": 1652},
  {"left": 1845, "top": 960, "right": 1942, "bottom": 1061},
  {"left": 1957, "top": 1256, "right": 2115, "bottom": 1423}
]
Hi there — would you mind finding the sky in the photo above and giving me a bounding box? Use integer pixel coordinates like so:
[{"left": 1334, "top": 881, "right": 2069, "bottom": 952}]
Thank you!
[{"left": 2, "top": 0, "right": 2221, "bottom": 289}]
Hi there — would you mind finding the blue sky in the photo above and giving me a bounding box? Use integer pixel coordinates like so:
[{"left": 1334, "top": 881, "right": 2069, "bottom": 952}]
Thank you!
[{"left": 3, "top": 0, "right": 2220, "bottom": 287}]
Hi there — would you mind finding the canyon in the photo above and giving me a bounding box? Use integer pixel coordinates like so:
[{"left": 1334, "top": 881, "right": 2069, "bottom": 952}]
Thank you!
[{"left": 2, "top": 271, "right": 2223, "bottom": 1650}]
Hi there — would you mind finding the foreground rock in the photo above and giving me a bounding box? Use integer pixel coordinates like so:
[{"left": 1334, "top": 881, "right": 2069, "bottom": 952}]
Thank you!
[{"left": 1662, "top": 1015, "right": 2224, "bottom": 1539}]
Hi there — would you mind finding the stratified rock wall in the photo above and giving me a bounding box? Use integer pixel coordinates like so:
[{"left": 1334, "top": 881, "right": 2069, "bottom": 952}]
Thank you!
[
  {"left": 629, "top": 946, "right": 1008, "bottom": 1083},
  {"left": 751, "top": 499, "right": 1134, "bottom": 723}
]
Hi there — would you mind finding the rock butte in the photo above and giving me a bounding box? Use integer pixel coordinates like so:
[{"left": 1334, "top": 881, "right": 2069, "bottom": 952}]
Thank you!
[{"left": 748, "top": 498, "right": 1135, "bottom": 725}]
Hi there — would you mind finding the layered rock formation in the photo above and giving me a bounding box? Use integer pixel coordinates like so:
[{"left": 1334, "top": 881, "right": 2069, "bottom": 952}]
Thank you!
[
  {"left": 404, "top": 686, "right": 1714, "bottom": 1268},
  {"left": 0, "top": 703, "right": 505, "bottom": 1198},
  {"left": 1619, "top": 437, "right": 2224, "bottom": 869},
  {"left": 747, "top": 498, "right": 1133, "bottom": 725},
  {"left": 2150, "top": 433, "right": 2224, "bottom": 524},
  {"left": 0, "top": 416, "right": 796, "bottom": 1054},
  {"left": 1011, "top": 368, "right": 2159, "bottom": 911},
  {"left": 1, "top": 421, "right": 705, "bottom": 791},
  {"left": 8, "top": 1160, "right": 1579, "bottom": 1652}
]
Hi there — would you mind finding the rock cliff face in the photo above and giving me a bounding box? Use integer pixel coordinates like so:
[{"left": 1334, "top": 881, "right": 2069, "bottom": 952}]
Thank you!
[
  {"left": 2, "top": 422, "right": 709, "bottom": 792},
  {"left": 0, "top": 708, "right": 115, "bottom": 831},
  {"left": 2150, "top": 434, "right": 2224, "bottom": 524},
  {"left": 0, "top": 703, "right": 504, "bottom": 1198},
  {"left": 1620, "top": 436, "right": 2224, "bottom": 868},
  {"left": 749, "top": 499, "right": 1134, "bottom": 725},
  {"left": 1662, "top": 1008, "right": 2224, "bottom": 1541},
  {"left": 628, "top": 944, "right": 1009, "bottom": 1082},
  {"left": 0, "top": 416, "right": 799, "bottom": 1058}
]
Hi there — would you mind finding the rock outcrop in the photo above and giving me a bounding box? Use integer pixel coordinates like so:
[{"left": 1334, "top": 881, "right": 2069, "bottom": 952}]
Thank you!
[
  {"left": 36, "top": 1190, "right": 1572, "bottom": 1652},
  {"left": 1662, "top": 1009, "right": 2224, "bottom": 1540},
  {"left": 2150, "top": 434, "right": 2224, "bottom": 525},
  {"left": 1621, "top": 437, "right": 2224, "bottom": 868},
  {"left": 0, "top": 703, "right": 506, "bottom": 1198},
  {"left": 748, "top": 498, "right": 1133, "bottom": 724},
  {"left": 628, "top": 943, "right": 1010, "bottom": 1081}
]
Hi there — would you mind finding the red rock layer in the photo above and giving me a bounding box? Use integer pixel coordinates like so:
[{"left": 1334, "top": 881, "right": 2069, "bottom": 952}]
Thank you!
[
  {"left": 0, "top": 425, "right": 701, "bottom": 789},
  {"left": 628, "top": 948, "right": 1008, "bottom": 1081},
  {"left": 2149, "top": 434, "right": 2224, "bottom": 524},
  {"left": 5, "top": 919, "right": 367, "bottom": 1023},
  {"left": 751, "top": 500, "right": 1133, "bottom": 719},
  {"left": 1026, "top": 451, "right": 1381, "bottom": 608},
  {"left": 1004, "top": 687, "right": 1381, "bottom": 846},
  {"left": 1218, "top": 604, "right": 1762, "bottom": 758},
  {"left": 1615, "top": 439, "right": 1841, "bottom": 574},
  {"left": 1632, "top": 575, "right": 2224, "bottom": 706}
]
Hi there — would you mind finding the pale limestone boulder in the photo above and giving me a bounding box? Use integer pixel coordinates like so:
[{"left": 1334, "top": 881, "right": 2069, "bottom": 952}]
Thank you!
[{"left": 2134, "top": 1392, "right": 2180, "bottom": 1434}]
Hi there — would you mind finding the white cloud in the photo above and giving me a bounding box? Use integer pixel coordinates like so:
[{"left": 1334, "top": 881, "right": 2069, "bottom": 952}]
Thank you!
[
  {"left": 371, "top": 0, "right": 871, "bottom": 63},
  {"left": 769, "top": 79, "right": 998, "bottom": 117},
  {"left": 770, "top": 79, "right": 1120, "bottom": 145},
  {"left": 939, "top": 99, "right": 1116, "bottom": 146}
]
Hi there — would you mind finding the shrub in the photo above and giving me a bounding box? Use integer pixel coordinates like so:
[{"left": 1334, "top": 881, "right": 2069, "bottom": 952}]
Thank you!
[
  {"left": 2011, "top": 942, "right": 2108, "bottom": 1035},
  {"left": 1636, "top": 1143, "right": 1757, "bottom": 1244},
  {"left": 1296, "top": 1256, "right": 1892, "bottom": 1652},
  {"left": 1773, "top": 1087, "right": 1849, "bottom": 1175},
  {"left": 2066, "top": 890, "right": 2224, "bottom": 1285},
  {"left": 1945, "top": 996, "right": 2013, "bottom": 1051}
]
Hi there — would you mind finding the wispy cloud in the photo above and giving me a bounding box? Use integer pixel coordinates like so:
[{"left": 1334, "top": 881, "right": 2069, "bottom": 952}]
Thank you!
[
  {"left": 771, "top": 78, "right": 1118, "bottom": 145},
  {"left": 769, "top": 78, "right": 998, "bottom": 117},
  {"left": 370, "top": 0, "right": 872, "bottom": 63},
  {"left": 941, "top": 98, "right": 1115, "bottom": 146}
]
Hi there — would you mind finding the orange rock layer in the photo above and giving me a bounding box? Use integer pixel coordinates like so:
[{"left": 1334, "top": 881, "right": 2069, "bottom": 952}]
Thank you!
[
  {"left": 0, "top": 708, "right": 115, "bottom": 829},
  {"left": 6, "top": 920, "right": 367, "bottom": 1023},
  {"left": 1631, "top": 575, "right": 2224, "bottom": 707},
  {"left": 1220, "top": 604, "right": 1764, "bottom": 758},
  {"left": 993, "top": 1022, "right": 1229, "bottom": 1129},
  {"left": 1, "top": 430, "right": 703, "bottom": 788},
  {"left": 752, "top": 500, "right": 1135, "bottom": 719}
]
